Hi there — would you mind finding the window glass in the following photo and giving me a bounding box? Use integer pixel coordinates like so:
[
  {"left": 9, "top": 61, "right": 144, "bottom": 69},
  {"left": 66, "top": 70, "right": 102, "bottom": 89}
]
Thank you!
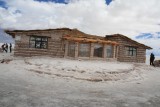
[
  {"left": 29, "top": 36, "right": 48, "bottom": 49},
  {"left": 94, "top": 44, "right": 103, "bottom": 57},
  {"left": 106, "top": 45, "right": 113, "bottom": 58},
  {"left": 79, "top": 43, "right": 90, "bottom": 57},
  {"left": 68, "top": 42, "right": 75, "bottom": 57},
  {"left": 42, "top": 38, "right": 48, "bottom": 41},
  {"left": 35, "top": 37, "right": 41, "bottom": 41},
  {"left": 41, "top": 42, "right": 47, "bottom": 49},
  {"left": 125, "top": 46, "right": 137, "bottom": 56},
  {"left": 35, "top": 41, "right": 41, "bottom": 48}
]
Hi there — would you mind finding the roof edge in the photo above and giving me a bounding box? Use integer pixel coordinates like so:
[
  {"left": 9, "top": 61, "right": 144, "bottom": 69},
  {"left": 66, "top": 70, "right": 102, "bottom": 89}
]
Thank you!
[{"left": 105, "top": 34, "right": 152, "bottom": 49}]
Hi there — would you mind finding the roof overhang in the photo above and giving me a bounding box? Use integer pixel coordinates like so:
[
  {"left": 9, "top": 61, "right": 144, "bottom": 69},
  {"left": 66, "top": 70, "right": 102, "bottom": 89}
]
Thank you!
[
  {"left": 105, "top": 34, "right": 152, "bottom": 49},
  {"left": 5, "top": 30, "right": 16, "bottom": 38},
  {"left": 4, "top": 28, "right": 72, "bottom": 38},
  {"left": 62, "top": 35, "right": 119, "bottom": 45}
]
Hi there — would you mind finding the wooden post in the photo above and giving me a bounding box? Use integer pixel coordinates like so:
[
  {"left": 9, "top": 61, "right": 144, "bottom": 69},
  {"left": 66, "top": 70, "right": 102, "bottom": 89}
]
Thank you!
[
  {"left": 103, "top": 44, "right": 107, "bottom": 59},
  {"left": 90, "top": 43, "right": 94, "bottom": 58},
  {"left": 116, "top": 46, "right": 119, "bottom": 58},
  {"left": 75, "top": 42, "right": 78, "bottom": 59},
  {"left": 113, "top": 45, "right": 116, "bottom": 58},
  {"left": 64, "top": 40, "right": 68, "bottom": 58}
]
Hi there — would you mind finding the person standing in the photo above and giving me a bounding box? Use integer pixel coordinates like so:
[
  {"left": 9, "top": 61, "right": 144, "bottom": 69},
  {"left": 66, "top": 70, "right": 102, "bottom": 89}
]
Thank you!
[
  {"left": 9, "top": 43, "right": 12, "bottom": 53},
  {"left": 5, "top": 43, "right": 8, "bottom": 53},
  {"left": 150, "top": 53, "right": 155, "bottom": 66},
  {"left": 1, "top": 44, "right": 5, "bottom": 52}
]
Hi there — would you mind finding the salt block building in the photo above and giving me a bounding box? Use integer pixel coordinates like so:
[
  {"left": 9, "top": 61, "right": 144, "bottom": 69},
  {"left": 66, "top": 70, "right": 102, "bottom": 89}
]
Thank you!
[{"left": 5, "top": 28, "right": 152, "bottom": 63}]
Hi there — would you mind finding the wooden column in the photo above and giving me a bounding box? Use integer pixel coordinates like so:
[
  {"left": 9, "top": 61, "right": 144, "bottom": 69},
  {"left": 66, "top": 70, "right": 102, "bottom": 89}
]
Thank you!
[
  {"left": 75, "top": 42, "right": 79, "bottom": 59},
  {"left": 103, "top": 44, "right": 107, "bottom": 59},
  {"left": 90, "top": 43, "right": 94, "bottom": 58},
  {"left": 64, "top": 40, "right": 68, "bottom": 58},
  {"left": 116, "top": 46, "right": 119, "bottom": 58},
  {"left": 113, "top": 45, "right": 116, "bottom": 58}
]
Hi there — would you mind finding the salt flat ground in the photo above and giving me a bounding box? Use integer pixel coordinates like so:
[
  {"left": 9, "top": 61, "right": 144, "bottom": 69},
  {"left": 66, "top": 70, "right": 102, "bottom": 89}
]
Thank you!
[{"left": 0, "top": 53, "right": 160, "bottom": 107}]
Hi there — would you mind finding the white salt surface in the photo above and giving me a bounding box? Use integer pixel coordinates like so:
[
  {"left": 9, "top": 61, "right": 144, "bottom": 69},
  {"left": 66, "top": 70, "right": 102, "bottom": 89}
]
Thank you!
[
  {"left": 27, "top": 57, "right": 133, "bottom": 72},
  {"left": 1, "top": 53, "right": 160, "bottom": 107}
]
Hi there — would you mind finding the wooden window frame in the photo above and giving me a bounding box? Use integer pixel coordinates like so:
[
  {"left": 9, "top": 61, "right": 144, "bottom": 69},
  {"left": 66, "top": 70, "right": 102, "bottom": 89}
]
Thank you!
[
  {"left": 125, "top": 46, "right": 137, "bottom": 57},
  {"left": 106, "top": 45, "right": 113, "bottom": 58},
  {"left": 78, "top": 43, "right": 90, "bottom": 57},
  {"left": 93, "top": 43, "right": 104, "bottom": 58},
  {"left": 68, "top": 41, "right": 76, "bottom": 57},
  {"left": 29, "top": 36, "right": 48, "bottom": 49}
]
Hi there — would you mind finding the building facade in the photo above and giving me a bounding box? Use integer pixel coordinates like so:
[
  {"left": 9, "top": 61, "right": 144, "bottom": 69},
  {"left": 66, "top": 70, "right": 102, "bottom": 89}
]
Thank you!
[
  {"left": 105, "top": 34, "right": 152, "bottom": 63},
  {"left": 5, "top": 28, "right": 152, "bottom": 63}
]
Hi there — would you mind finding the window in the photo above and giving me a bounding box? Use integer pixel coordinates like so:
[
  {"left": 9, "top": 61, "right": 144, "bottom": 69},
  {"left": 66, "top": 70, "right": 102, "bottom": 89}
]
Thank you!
[
  {"left": 68, "top": 42, "right": 76, "bottom": 57},
  {"left": 79, "top": 43, "right": 90, "bottom": 57},
  {"left": 106, "top": 45, "right": 113, "bottom": 58},
  {"left": 125, "top": 46, "right": 137, "bottom": 56},
  {"left": 29, "top": 36, "right": 48, "bottom": 49},
  {"left": 94, "top": 44, "right": 103, "bottom": 57}
]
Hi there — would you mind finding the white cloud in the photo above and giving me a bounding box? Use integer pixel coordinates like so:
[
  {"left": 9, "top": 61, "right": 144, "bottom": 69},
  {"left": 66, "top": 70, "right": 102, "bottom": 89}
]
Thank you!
[
  {"left": 137, "top": 38, "right": 160, "bottom": 49},
  {"left": 135, "top": 32, "right": 160, "bottom": 56},
  {"left": 0, "top": 0, "right": 160, "bottom": 51}
]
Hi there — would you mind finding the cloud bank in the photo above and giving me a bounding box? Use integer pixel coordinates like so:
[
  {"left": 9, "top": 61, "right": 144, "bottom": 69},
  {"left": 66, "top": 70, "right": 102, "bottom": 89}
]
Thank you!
[
  {"left": 0, "top": 0, "right": 160, "bottom": 55},
  {"left": 136, "top": 32, "right": 160, "bottom": 56}
]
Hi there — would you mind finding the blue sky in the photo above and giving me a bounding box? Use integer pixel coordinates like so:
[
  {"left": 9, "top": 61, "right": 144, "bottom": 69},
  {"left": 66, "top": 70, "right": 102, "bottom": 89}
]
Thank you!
[
  {"left": 0, "top": 0, "right": 112, "bottom": 8},
  {"left": 35, "top": 0, "right": 68, "bottom": 4},
  {"left": 0, "top": 0, "right": 7, "bottom": 9},
  {"left": 0, "top": 0, "right": 160, "bottom": 55},
  {"left": 136, "top": 32, "right": 160, "bottom": 39},
  {"left": 36, "top": 0, "right": 112, "bottom": 5}
]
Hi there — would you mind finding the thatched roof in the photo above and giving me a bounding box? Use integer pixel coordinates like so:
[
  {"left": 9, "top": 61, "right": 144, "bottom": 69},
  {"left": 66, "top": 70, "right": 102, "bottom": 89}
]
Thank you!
[{"left": 105, "top": 34, "right": 152, "bottom": 49}]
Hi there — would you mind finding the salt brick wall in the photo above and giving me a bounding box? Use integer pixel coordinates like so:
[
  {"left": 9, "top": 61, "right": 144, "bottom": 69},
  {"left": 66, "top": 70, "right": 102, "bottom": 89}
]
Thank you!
[
  {"left": 106, "top": 36, "right": 146, "bottom": 63},
  {"left": 14, "top": 30, "right": 67, "bottom": 57}
]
